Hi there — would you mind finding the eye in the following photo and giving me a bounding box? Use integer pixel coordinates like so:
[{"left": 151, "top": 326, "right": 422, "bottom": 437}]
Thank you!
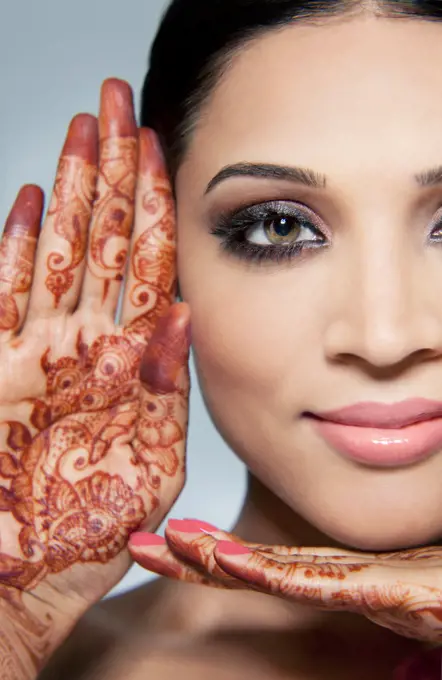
[
  {"left": 210, "top": 200, "right": 328, "bottom": 265},
  {"left": 246, "top": 214, "right": 322, "bottom": 246},
  {"left": 430, "top": 216, "right": 442, "bottom": 241}
]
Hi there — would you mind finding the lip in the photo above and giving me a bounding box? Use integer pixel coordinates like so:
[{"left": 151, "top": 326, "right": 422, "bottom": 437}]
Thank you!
[
  {"left": 308, "top": 399, "right": 442, "bottom": 467},
  {"left": 314, "top": 398, "right": 442, "bottom": 428}
]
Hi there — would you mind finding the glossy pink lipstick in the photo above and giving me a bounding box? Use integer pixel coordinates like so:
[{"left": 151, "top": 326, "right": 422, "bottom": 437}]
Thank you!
[{"left": 308, "top": 398, "right": 442, "bottom": 467}]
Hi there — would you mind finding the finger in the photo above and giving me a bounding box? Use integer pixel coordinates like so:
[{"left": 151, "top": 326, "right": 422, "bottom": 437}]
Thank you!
[
  {"left": 120, "top": 128, "right": 176, "bottom": 337},
  {"left": 213, "top": 541, "right": 407, "bottom": 615},
  {"left": 132, "top": 302, "right": 191, "bottom": 529},
  {"left": 162, "top": 519, "right": 373, "bottom": 584},
  {"left": 163, "top": 519, "right": 244, "bottom": 581},
  {"left": 0, "top": 185, "right": 43, "bottom": 337},
  {"left": 79, "top": 79, "right": 138, "bottom": 317},
  {"left": 162, "top": 518, "right": 309, "bottom": 572},
  {"left": 247, "top": 550, "right": 377, "bottom": 565},
  {"left": 162, "top": 517, "right": 377, "bottom": 564},
  {"left": 257, "top": 545, "right": 378, "bottom": 559},
  {"left": 161, "top": 519, "right": 387, "bottom": 607},
  {"left": 26, "top": 114, "right": 98, "bottom": 320},
  {"left": 128, "top": 533, "right": 239, "bottom": 589}
]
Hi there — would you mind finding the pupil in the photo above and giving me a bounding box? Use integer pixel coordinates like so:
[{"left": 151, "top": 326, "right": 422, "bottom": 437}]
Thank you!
[{"left": 272, "top": 217, "right": 292, "bottom": 237}]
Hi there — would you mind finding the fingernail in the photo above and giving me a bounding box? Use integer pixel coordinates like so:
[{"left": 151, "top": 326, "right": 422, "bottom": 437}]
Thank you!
[
  {"left": 167, "top": 519, "right": 219, "bottom": 534},
  {"left": 129, "top": 533, "right": 166, "bottom": 548},
  {"left": 216, "top": 541, "right": 251, "bottom": 556}
]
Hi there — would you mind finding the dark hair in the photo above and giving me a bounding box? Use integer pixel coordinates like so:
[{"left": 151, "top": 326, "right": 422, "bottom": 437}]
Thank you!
[{"left": 141, "top": 0, "right": 442, "bottom": 179}]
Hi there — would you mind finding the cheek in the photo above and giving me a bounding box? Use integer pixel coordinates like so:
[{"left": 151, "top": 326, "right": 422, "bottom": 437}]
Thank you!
[
  {"left": 178, "top": 245, "right": 322, "bottom": 415},
  {"left": 183, "top": 278, "right": 279, "bottom": 393},
  {"left": 193, "top": 294, "right": 281, "bottom": 394}
]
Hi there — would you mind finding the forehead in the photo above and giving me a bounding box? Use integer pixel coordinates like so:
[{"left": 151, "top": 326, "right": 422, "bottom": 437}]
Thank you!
[{"left": 179, "top": 16, "right": 442, "bottom": 189}]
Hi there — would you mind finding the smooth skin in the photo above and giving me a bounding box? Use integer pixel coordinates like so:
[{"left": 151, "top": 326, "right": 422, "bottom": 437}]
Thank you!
[
  {"left": 128, "top": 12, "right": 442, "bottom": 680},
  {"left": 7, "top": 10, "right": 442, "bottom": 680}
]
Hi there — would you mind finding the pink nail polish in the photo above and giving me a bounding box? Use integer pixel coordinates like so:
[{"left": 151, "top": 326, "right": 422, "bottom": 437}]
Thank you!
[
  {"left": 216, "top": 541, "right": 251, "bottom": 556},
  {"left": 167, "top": 519, "right": 219, "bottom": 534},
  {"left": 129, "top": 533, "right": 166, "bottom": 548}
]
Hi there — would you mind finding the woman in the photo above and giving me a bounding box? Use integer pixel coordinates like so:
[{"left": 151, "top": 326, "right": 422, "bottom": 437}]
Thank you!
[{"left": 3, "top": 0, "right": 442, "bottom": 678}]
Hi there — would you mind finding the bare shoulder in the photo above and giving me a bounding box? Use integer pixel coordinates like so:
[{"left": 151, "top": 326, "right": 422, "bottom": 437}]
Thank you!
[
  {"left": 38, "top": 577, "right": 411, "bottom": 680},
  {"left": 38, "top": 578, "right": 166, "bottom": 680},
  {"left": 37, "top": 578, "right": 248, "bottom": 680}
]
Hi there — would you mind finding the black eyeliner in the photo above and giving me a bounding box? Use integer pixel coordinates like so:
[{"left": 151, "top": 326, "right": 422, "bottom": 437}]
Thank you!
[{"left": 210, "top": 200, "right": 327, "bottom": 264}]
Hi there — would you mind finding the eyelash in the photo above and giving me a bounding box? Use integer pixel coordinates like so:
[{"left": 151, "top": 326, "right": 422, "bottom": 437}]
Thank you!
[
  {"left": 210, "top": 200, "right": 327, "bottom": 264},
  {"left": 210, "top": 201, "right": 442, "bottom": 265}
]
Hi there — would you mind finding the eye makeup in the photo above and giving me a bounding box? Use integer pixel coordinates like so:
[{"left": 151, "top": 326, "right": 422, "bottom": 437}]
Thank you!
[
  {"left": 210, "top": 199, "right": 329, "bottom": 265},
  {"left": 209, "top": 195, "right": 442, "bottom": 266}
]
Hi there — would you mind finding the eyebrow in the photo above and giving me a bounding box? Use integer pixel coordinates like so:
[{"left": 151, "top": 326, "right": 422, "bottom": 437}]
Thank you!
[
  {"left": 204, "top": 162, "right": 442, "bottom": 194},
  {"left": 415, "top": 166, "right": 442, "bottom": 187},
  {"left": 205, "top": 163, "right": 326, "bottom": 193}
]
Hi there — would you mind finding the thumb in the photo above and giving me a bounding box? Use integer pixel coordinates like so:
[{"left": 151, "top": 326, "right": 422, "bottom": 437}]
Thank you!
[
  {"left": 139, "top": 301, "right": 191, "bottom": 395},
  {"left": 133, "top": 302, "right": 191, "bottom": 531}
]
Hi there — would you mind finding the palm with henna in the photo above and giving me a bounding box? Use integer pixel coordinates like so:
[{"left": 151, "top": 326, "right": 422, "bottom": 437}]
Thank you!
[{"left": 0, "top": 79, "right": 190, "bottom": 679}]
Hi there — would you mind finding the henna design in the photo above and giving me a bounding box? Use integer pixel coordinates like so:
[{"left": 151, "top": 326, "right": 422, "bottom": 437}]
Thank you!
[
  {"left": 87, "top": 136, "right": 137, "bottom": 302},
  {"left": 45, "top": 157, "right": 97, "bottom": 306},
  {"left": 0, "top": 186, "right": 42, "bottom": 332},
  {"left": 0, "top": 226, "right": 32, "bottom": 331},
  {"left": 0, "top": 332, "right": 148, "bottom": 588},
  {"left": 0, "top": 304, "right": 189, "bottom": 676},
  {"left": 0, "top": 585, "right": 52, "bottom": 677},
  {"left": 0, "top": 81, "right": 188, "bottom": 675},
  {"left": 132, "top": 307, "right": 189, "bottom": 505},
  {"left": 220, "top": 550, "right": 442, "bottom": 642},
  {"left": 359, "top": 583, "right": 442, "bottom": 642},
  {"left": 128, "top": 186, "right": 176, "bottom": 335},
  {"left": 127, "top": 130, "right": 177, "bottom": 338},
  {"left": 376, "top": 546, "right": 442, "bottom": 561},
  {"left": 83, "top": 82, "right": 138, "bottom": 305},
  {"left": 44, "top": 115, "right": 98, "bottom": 306}
]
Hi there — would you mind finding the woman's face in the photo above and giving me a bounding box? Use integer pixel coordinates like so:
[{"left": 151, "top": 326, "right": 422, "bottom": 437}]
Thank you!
[{"left": 175, "top": 15, "right": 442, "bottom": 550}]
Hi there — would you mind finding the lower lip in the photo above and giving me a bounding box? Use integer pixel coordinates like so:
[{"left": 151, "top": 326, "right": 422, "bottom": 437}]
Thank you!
[{"left": 310, "top": 417, "right": 442, "bottom": 467}]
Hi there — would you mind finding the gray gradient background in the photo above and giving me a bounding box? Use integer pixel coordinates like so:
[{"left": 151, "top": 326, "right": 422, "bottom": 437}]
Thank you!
[{"left": 0, "top": 0, "right": 246, "bottom": 597}]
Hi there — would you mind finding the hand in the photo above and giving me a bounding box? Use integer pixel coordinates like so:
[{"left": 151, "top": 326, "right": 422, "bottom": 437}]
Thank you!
[
  {"left": 129, "top": 519, "right": 442, "bottom": 646},
  {"left": 0, "top": 79, "right": 190, "bottom": 678}
]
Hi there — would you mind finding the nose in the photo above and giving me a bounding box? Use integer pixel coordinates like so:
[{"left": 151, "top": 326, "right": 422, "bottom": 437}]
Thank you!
[{"left": 323, "top": 240, "right": 442, "bottom": 370}]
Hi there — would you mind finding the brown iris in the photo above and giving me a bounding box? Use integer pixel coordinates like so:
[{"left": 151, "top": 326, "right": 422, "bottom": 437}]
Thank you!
[{"left": 264, "top": 216, "right": 301, "bottom": 244}]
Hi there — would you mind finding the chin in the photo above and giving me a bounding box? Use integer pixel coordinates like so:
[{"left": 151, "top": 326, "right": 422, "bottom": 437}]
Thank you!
[
  {"left": 303, "top": 504, "right": 442, "bottom": 553},
  {"left": 327, "top": 526, "right": 439, "bottom": 553}
]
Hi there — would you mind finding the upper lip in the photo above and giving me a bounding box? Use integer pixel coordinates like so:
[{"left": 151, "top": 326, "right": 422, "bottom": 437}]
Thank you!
[{"left": 311, "top": 398, "right": 442, "bottom": 429}]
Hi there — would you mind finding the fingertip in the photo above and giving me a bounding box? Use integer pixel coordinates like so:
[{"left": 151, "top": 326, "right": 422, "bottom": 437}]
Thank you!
[
  {"left": 62, "top": 113, "right": 99, "bottom": 163},
  {"left": 4, "top": 184, "right": 44, "bottom": 237},
  {"left": 101, "top": 77, "right": 132, "bottom": 94},
  {"left": 138, "top": 128, "right": 168, "bottom": 178},
  {"left": 168, "top": 301, "right": 191, "bottom": 329},
  {"left": 18, "top": 184, "right": 44, "bottom": 202},
  {"left": 139, "top": 303, "right": 191, "bottom": 394},
  {"left": 129, "top": 532, "right": 166, "bottom": 549},
  {"left": 100, "top": 78, "right": 137, "bottom": 138}
]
